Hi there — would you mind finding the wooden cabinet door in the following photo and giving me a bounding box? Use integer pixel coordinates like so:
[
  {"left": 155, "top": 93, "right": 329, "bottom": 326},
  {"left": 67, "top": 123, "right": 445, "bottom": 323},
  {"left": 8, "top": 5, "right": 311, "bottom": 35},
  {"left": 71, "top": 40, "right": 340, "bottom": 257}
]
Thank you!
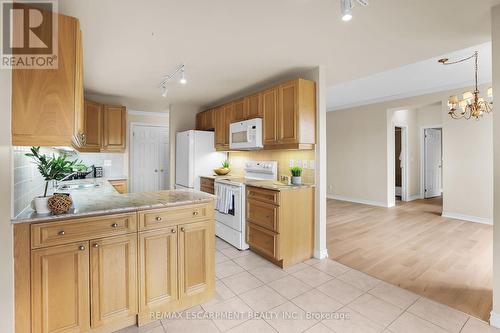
[
  {"left": 139, "top": 228, "right": 178, "bottom": 316},
  {"left": 262, "top": 87, "right": 279, "bottom": 145},
  {"left": 31, "top": 242, "right": 90, "bottom": 333},
  {"left": 214, "top": 107, "right": 225, "bottom": 148},
  {"left": 178, "top": 221, "right": 214, "bottom": 298},
  {"left": 245, "top": 93, "right": 262, "bottom": 119},
  {"left": 196, "top": 112, "right": 204, "bottom": 130},
  {"left": 81, "top": 100, "right": 102, "bottom": 152},
  {"left": 233, "top": 99, "right": 246, "bottom": 122},
  {"left": 102, "top": 105, "right": 126, "bottom": 152},
  {"left": 73, "top": 22, "right": 85, "bottom": 149},
  {"left": 205, "top": 109, "right": 215, "bottom": 130},
  {"left": 223, "top": 103, "right": 234, "bottom": 147},
  {"left": 278, "top": 81, "right": 298, "bottom": 144},
  {"left": 90, "top": 234, "right": 137, "bottom": 329}
]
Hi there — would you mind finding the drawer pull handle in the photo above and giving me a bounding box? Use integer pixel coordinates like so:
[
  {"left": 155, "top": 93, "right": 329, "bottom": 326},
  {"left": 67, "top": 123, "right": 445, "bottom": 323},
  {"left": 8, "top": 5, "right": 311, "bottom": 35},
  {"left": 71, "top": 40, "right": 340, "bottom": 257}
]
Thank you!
[
  {"left": 181, "top": 227, "right": 185, "bottom": 232},
  {"left": 93, "top": 243, "right": 99, "bottom": 248},
  {"left": 193, "top": 211, "right": 199, "bottom": 216},
  {"left": 58, "top": 230, "right": 65, "bottom": 236},
  {"left": 171, "top": 228, "right": 176, "bottom": 233},
  {"left": 79, "top": 245, "right": 86, "bottom": 251},
  {"left": 111, "top": 223, "right": 118, "bottom": 228},
  {"left": 155, "top": 216, "right": 162, "bottom": 222}
]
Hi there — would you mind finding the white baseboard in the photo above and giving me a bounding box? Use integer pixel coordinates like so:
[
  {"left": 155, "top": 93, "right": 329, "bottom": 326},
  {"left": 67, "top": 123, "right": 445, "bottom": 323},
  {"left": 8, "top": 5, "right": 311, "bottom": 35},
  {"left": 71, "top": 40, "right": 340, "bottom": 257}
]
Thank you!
[
  {"left": 490, "top": 311, "right": 500, "bottom": 328},
  {"left": 407, "top": 194, "right": 423, "bottom": 201},
  {"left": 327, "top": 194, "right": 389, "bottom": 208},
  {"left": 441, "top": 211, "right": 493, "bottom": 225},
  {"left": 314, "top": 248, "right": 329, "bottom": 260}
]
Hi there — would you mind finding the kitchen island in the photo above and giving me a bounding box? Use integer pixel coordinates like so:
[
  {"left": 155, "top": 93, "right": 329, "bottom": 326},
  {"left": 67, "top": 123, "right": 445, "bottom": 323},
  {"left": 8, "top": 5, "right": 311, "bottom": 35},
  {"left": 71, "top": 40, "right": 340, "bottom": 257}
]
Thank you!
[{"left": 13, "top": 179, "right": 215, "bottom": 333}]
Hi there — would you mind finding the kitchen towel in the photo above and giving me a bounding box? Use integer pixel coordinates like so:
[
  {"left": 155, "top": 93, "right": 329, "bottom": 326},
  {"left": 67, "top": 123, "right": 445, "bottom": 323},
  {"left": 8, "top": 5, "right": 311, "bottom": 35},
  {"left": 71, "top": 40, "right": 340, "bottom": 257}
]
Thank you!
[{"left": 215, "top": 183, "right": 234, "bottom": 214}]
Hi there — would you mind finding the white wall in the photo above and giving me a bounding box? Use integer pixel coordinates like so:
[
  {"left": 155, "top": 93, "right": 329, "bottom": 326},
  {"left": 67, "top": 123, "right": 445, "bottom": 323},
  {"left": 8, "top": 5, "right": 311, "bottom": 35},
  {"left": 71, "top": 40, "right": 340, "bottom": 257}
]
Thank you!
[
  {"left": 327, "top": 85, "right": 492, "bottom": 222},
  {"left": 0, "top": 69, "right": 14, "bottom": 333},
  {"left": 491, "top": 4, "right": 500, "bottom": 327}
]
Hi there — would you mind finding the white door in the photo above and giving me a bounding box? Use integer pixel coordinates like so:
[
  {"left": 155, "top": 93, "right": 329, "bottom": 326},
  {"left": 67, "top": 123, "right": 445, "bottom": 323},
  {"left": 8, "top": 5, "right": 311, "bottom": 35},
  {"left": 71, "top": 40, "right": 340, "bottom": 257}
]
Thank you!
[
  {"left": 131, "top": 124, "right": 169, "bottom": 192},
  {"left": 424, "top": 128, "right": 442, "bottom": 198}
]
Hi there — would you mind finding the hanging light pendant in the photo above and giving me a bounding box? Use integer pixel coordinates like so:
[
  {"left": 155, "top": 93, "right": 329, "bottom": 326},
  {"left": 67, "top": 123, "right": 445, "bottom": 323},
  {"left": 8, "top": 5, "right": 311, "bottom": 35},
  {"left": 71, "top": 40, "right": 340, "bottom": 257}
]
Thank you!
[{"left": 438, "top": 51, "right": 493, "bottom": 120}]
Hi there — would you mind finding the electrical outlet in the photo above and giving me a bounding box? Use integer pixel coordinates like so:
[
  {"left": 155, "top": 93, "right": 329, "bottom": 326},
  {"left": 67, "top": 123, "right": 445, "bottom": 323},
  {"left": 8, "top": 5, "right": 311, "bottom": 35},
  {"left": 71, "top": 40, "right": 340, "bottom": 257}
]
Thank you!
[
  {"left": 289, "top": 159, "right": 295, "bottom": 167},
  {"left": 303, "top": 160, "right": 308, "bottom": 169},
  {"left": 297, "top": 160, "right": 302, "bottom": 168},
  {"left": 309, "top": 160, "right": 315, "bottom": 170},
  {"left": 104, "top": 160, "right": 112, "bottom": 167}
]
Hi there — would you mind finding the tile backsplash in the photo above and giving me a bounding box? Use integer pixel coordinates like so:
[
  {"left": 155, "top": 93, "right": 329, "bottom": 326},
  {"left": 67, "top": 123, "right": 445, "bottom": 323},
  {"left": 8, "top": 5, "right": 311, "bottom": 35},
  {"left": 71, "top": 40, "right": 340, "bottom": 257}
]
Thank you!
[
  {"left": 228, "top": 150, "right": 316, "bottom": 184},
  {"left": 12, "top": 147, "right": 126, "bottom": 217}
]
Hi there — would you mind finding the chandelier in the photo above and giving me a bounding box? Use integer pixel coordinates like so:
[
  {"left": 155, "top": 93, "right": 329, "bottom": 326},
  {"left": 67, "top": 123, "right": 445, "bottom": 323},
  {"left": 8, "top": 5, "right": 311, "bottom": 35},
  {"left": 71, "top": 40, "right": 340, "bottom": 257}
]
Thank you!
[{"left": 438, "top": 51, "right": 493, "bottom": 120}]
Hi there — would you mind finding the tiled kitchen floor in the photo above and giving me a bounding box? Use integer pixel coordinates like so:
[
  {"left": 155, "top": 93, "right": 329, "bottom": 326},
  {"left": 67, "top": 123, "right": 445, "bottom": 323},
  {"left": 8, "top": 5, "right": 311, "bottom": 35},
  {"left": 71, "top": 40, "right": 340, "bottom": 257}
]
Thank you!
[{"left": 116, "top": 237, "right": 499, "bottom": 333}]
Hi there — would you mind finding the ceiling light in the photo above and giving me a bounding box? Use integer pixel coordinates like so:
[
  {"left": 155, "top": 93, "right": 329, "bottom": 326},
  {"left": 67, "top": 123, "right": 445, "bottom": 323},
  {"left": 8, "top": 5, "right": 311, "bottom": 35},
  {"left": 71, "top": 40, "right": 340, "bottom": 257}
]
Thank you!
[
  {"left": 341, "top": 0, "right": 353, "bottom": 21},
  {"left": 340, "top": 0, "right": 368, "bottom": 21},
  {"left": 179, "top": 68, "right": 187, "bottom": 85},
  {"left": 439, "top": 51, "right": 493, "bottom": 120},
  {"left": 161, "top": 85, "right": 168, "bottom": 98}
]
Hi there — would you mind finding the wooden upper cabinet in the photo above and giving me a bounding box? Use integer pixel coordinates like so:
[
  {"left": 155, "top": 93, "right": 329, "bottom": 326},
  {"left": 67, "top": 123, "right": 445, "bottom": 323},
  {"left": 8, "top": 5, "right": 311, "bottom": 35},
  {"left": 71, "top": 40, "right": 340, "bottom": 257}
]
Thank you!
[
  {"left": 233, "top": 99, "right": 246, "bottom": 122},
  {"left": 262, "top": 87, "right": 279, "bottom": 145},
  {"left": 79, "top": 100, "right": 102, "bottom": 152},
  {"left": 196, "top": 109, "right": 215, "bottom": 131},
  {"left": 214, "top": 107, "right": 225, "bottom": 148},
  {"left": 245, "top": 93, "right": 262, "bottom": 119},
  {"left": 31, "top": 242, "right": 90, "bottom": 333},
  {"left": 90, "top": 234, "right": 137, "bottom": 329},
  {"left": 12, "top": 13, "right": 84, "bottom": 147},
  {"left": 73, "top": 23, "right": 85, "bottom": 148},
  {"left": 178, "top": 221, "right": 214, "bottom": 298},
  {"left": 138, "top": 228, "right": 178, "bottom": 321},
  {"left": 278, "top": 81, "right": 298, "bottom": 144},
  {"left": 102, "top": 105, "right": 126, "bottom": 152}
]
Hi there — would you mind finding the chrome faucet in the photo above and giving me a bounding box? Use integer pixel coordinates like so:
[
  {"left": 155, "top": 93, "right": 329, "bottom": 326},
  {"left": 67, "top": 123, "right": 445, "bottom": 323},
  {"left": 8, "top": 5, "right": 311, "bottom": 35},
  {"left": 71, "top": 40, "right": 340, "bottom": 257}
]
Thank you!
[{"left": 55, "top": 172, "right": 78, "bottom": 188}]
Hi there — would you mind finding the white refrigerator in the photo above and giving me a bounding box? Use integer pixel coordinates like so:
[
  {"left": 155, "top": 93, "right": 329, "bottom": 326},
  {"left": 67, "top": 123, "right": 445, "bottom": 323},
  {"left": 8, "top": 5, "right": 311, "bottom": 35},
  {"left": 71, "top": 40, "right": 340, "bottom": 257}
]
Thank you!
[{"left": 175, "top": 130, "right": 226, "bottom": 190}]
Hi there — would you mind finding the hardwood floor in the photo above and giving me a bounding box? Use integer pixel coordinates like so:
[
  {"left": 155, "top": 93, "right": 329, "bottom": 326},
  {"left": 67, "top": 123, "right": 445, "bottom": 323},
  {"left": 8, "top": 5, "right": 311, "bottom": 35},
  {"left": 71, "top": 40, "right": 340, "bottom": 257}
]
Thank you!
[{"left": 327, "top": 197, "right": 492, "bottom": 321}]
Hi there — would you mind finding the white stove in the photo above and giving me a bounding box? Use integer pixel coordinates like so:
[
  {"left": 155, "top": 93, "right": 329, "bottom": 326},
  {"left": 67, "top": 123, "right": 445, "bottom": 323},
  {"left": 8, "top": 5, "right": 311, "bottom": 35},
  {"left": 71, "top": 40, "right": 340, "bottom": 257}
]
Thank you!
[{"left": 214, "top": 161, "right": 278, "bottom": 250}]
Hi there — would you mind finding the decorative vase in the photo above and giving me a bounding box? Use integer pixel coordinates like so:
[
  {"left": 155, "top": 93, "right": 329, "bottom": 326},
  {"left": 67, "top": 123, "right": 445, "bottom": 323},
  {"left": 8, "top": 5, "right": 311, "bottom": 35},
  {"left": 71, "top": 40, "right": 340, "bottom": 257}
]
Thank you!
[
  {"left": 291, "top": 176, "right": 302, "bottom": 185},
  {"left": 32, "top": 196, "right": 51, "bottom": 214},
  {"left": 48, "top": 194, "right": 73, "bottom": 215}
]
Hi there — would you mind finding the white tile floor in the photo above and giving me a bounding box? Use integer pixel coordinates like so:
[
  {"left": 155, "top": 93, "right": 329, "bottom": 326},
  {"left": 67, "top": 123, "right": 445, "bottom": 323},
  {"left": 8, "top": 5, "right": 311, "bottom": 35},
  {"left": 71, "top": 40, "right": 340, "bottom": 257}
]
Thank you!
[{"left": 116, "top": 237, "right": 500, "bottom": 333}]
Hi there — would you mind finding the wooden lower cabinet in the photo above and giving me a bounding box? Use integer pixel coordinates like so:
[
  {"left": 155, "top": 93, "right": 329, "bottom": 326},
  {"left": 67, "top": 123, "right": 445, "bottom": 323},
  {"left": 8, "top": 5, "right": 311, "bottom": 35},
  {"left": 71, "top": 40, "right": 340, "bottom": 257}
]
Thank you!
[
  {"left": 138, "top": 227, "right": 178, "bottom": 323},
  {"left": 19, "top": 203, "right": 216, "bottom": 333},
  {"left": 90, "top": 234, "right": 137, "bottom": 329},
  {"left": 246, "top": 186, "right": 314, "bottom": 268},
  {"left": 109, "top": 180, "right": 128, "bottom": 194},
  {"left": 31, "top": 242, "right": 90, "bottom": 333}
]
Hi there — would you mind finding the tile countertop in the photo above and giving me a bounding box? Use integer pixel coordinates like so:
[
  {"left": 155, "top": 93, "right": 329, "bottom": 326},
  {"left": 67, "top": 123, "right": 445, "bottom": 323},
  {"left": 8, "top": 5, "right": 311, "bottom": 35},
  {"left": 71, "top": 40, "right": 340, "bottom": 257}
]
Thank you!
[
  {"left": 203, "top": 175, "right": 315, "bottom": 191},
  {"left": 12, "top": 178, "right": 215, "bottom": 224}
]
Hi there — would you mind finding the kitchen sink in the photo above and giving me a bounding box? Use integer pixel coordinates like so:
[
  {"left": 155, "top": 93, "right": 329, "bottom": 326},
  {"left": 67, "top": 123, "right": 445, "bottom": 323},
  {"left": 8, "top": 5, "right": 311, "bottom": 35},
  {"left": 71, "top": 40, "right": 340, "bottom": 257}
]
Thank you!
[{"left": 58, "top": 183, "right": 100, "bottom": 190}]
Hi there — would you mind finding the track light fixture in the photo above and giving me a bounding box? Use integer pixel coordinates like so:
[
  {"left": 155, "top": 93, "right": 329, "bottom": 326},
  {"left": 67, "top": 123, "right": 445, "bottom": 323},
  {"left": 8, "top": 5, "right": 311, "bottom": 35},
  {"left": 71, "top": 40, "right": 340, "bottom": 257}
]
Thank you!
[
  {"left": 340, "top": 0, "right": 368, "bottom": 21},
  {"left": 159, "top": 64, "right": 186, "bottom": 98}
]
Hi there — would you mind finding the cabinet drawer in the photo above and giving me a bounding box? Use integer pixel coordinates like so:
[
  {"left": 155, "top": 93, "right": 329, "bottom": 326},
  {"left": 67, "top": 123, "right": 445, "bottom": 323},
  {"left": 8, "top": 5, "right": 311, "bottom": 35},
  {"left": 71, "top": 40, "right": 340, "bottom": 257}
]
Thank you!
[
  {"left": 246, "top": 186, "right": 280, "bottom": 205},
  {"left": 200, "top": 185, "right": 214, "bottom": 195},
  {"left": 31, "top": 213, "right": 137, "bottom": 249},
  {"left": 139, "top": 203, "right": 212, "bottom": 231},
  {"left": 200, "top": 177, "right": 214, "bottom": 188},
  {"left": 247, "top": 223, "right": 280, "bottom": 260},
  {"left": 247, "top": 199, "right": 279, "bottom": 232}
]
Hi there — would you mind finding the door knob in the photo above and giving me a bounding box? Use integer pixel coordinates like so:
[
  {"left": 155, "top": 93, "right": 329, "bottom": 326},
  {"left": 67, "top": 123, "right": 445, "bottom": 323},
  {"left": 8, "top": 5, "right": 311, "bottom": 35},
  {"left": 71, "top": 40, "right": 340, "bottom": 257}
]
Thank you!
[{"left": 79, "top": 245, "right": 86, "bottom": 251}]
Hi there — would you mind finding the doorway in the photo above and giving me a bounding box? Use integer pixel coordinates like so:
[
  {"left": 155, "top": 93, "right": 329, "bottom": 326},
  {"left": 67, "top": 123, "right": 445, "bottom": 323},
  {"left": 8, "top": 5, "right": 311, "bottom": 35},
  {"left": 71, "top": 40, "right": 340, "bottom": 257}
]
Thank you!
[
  {"left": 130, "top": 123, "right": 169, "bottom": 192},
  {"left": 422, "top": 127, "right": 442, "bottom": 198},
  {"left": 393, "top": 125, "right": 407, "bottom": 202}
]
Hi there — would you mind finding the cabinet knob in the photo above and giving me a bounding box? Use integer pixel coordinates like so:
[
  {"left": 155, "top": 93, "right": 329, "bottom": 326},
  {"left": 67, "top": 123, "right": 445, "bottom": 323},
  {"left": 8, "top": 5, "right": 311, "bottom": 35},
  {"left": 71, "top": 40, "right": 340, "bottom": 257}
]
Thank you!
[
  {"left": 171, "top": 228, "right": 177, "bottom": 233},
  {"left": 180, "top": 227, "right": 185, "bottom": 232},
  {"left": 93, "top": 243, "right": 99, "bottom": 248},
  {"left": 58, "top": 230, "right": 65, "bottom": 236},
  {"left": 155, "top": 216, "right": 162, "bottom": 222},
  {"left": 111, "top": 223, "right": 118, "bottom": 228},
  {"left": 193, "top": 211, "right": 199, "bottom": 216},
  {"left": 78, "top": 245, "right": 86, "bottom": 251}
]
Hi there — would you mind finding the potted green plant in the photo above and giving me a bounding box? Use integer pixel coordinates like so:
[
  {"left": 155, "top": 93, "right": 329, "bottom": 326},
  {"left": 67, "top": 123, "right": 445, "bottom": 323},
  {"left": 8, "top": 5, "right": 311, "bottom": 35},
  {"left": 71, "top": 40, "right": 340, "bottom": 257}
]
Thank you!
[
  {"left": 214, "top": 160, "right": 231, "bottom": 175},
  {"left": 290, "top": 166, "right": 303, "bottom": 185},
  {"left": 26, "top": 147, "right": 83, "bottom": 214}
]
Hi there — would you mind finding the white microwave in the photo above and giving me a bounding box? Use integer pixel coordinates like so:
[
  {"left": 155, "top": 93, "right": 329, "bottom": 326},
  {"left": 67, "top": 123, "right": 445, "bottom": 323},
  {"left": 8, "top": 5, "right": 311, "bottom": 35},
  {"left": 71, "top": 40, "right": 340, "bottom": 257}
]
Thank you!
[{"left": 229, "top": 118, "right": 263, "bottom": 150}]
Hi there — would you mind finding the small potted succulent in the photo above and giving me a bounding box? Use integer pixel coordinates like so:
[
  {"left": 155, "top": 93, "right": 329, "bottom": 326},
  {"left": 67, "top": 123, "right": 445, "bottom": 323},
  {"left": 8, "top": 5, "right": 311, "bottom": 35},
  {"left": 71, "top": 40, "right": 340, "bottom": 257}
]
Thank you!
[
  {"left": 214, "top": 160, "right": 231, "bottom": 176},
  {"left": 26, "top": 147, "right": 83, "bottom": 214},
  {"left": 290, "top": 166, "right": 303, "bottom": 185}
]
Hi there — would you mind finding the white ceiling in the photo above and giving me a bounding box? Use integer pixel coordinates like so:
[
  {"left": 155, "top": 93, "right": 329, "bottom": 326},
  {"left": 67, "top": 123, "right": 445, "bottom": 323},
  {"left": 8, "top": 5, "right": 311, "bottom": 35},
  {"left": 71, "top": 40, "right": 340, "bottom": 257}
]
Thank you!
[
  {"left": 58, "top": 0, "right": 500, "bottom": 111},
  {"left": 327, "top": 42, "right": 493, "bottom": 111}
]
